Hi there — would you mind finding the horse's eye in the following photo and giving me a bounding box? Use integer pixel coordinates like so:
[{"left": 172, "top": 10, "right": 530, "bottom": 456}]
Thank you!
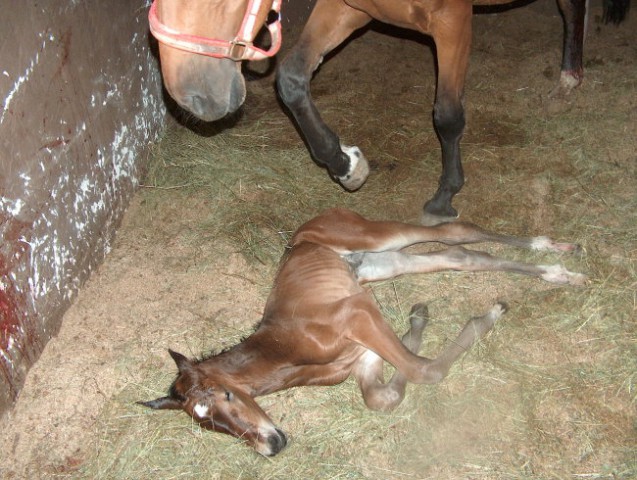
[{"left": 225, "top": 391, "right": 233, "bottom": 402}]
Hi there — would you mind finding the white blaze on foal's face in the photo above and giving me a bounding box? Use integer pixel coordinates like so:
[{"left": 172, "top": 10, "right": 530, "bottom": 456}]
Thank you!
[{"left": 193, "top": 403, "right": 209, "bottom": 418}]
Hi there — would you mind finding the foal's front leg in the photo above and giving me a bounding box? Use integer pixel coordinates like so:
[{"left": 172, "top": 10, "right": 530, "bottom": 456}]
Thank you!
[
  {"left": 354, "top": 303, "right": 429, "bottom": 411},
  {"left": 349, "top": 298, "right": 506, "bottom": 386},
  {"left": 276, "top": 0, "right": 372, "bottom": 191}
]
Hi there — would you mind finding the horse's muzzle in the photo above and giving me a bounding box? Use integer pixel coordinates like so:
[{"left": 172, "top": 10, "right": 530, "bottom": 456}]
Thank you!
[
  {"left": 165, "top": 57, "right": 246, "bottom": 122},
  {"left": 180, "top": 80, "right": 244, "bottom": 122}
]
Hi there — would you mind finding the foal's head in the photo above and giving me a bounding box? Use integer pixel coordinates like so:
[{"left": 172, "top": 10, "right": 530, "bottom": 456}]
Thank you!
[{"left": 139, "top": 350, "right": 287, "bottom": 456}]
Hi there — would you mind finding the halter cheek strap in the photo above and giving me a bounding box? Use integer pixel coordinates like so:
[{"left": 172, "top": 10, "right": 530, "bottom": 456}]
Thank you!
[{"left": 148, "top": 0, "right": 282, "bottom": 61}]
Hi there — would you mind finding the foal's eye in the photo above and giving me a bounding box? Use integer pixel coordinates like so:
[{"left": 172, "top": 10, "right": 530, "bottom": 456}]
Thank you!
[{"left": 225, "top": 391, "right": 233, "bottom": 402}]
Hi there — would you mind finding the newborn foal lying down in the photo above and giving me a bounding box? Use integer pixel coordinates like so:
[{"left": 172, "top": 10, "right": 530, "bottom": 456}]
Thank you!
[{"left": 140, "top": 208, "right": 586, "bottom": 456}]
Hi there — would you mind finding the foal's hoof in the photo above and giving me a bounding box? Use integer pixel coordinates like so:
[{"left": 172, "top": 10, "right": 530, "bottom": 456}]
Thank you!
[
  {"left": 486, "top": 302, "right": 507, "bottom": 328},
  {"left": 409, "top": 303, "right": 429, "bottom": 329},
  {"left": 540, "top": 265, "right": 589, "bottom": 286},
  {"left": 489, "top": 302, "right": 508, "bottom": 319},
  {"left": 530, "top": 237, "right": 584, "bottom": 256},
  {"left": 337, "top": 145, "right": 370, "bottom": 191}
]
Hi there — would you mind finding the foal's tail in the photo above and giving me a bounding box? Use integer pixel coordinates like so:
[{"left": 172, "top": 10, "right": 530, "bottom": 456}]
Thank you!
[{"left": 603, "top": 0, "right": 631, "bottom": 24}]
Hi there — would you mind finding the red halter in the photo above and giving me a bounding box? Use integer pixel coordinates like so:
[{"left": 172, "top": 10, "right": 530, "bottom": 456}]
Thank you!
[{"left": 148, "top": 0, "right": 282, "bottom": 61}]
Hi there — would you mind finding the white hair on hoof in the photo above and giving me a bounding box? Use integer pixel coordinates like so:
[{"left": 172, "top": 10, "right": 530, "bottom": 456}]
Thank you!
[
  {"left": 530, "top": 236, "right": 555, "bottom": 250},
  {"left": 540, "top": 264, "right": 588, "bottom": 285},
  {"left": 488, "top": 302, "right": 508, "bottom": 319},
  {"left": 337, "top": 144, "right": 370, "bottom": 191},
  {"left": 480, "top": 302, "right": 508, "bottom": 330},
  {"left": 531, "top": 236, "right": 581, "bottom": 253},
  {"left": 549, "top": 70, "right": 582, "bottom": 98}
]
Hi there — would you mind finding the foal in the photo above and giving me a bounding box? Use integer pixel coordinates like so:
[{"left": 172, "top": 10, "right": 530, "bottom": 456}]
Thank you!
[{"left": 140, "top": 208, "right": 586, "bottom": 456}]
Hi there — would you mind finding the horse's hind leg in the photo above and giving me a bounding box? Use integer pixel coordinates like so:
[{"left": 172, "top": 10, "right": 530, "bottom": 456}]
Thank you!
[
  {"left": 422, "top": 2, "right": 473, "bottom": 226},
  {"left": 550, "top": 0, "right": 587, "bottom": 97},
  {"left": 354, "top": 303, "right": 429, "bottom": 411},
  {"left": 276, "top": 0, "right": 372, "bottom": 191}
]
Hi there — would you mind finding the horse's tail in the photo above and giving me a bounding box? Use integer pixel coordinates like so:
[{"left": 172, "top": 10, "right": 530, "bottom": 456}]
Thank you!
[{"left": 602, "top": 0, "right": 631, "bottom": 24}]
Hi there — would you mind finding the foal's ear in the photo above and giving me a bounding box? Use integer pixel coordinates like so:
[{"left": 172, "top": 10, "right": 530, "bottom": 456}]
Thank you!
[
  {"left": 137, "top": 397, "right": 183, "bottom": 410},
  {"left": 168, "top": 349, "right": 192, "bottom": 373}
]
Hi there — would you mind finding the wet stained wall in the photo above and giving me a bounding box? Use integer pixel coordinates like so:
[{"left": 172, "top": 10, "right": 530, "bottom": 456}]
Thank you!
[
  {"left": 0, "top": 1, "right": 317, "bottom": 417},
  {"left": 0, "top": 0, "right": 165, "bottom": 416}
]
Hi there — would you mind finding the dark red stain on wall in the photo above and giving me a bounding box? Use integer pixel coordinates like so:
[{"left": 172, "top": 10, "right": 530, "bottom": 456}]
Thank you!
[{"left": 0, "top": 218, "right": 36, "bottom": 405}]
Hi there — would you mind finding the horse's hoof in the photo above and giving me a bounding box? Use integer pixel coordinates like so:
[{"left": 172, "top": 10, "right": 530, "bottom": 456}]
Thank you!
[
  {"left": 337, "top": 145, "right": 370, "bottom": 192},
  {"left": 548, "top": 71, "right": 581, "bottom": 99},
  {"left": 420, "top": 211, "right": 458, "bottom": 226}
]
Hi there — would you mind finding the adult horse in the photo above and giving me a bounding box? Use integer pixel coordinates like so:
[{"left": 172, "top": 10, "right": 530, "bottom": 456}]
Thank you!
[{"left": 148, "top": 0, "right": 630, "bottom": 224}]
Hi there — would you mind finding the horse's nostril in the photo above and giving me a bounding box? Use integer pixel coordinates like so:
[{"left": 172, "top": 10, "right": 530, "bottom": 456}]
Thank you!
[{"left": 187, "top": 95, "right": 208, "bottom": 117}]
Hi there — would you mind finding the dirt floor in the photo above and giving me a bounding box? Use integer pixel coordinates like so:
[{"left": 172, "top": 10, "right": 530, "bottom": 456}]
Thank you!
[{"left": 2, "top": 0, "right": 636, "bottom": 478}]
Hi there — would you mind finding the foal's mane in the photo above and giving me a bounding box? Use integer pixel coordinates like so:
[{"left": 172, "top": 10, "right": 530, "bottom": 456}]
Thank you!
[{"left": 197, "top": 319, "right": 263, "bottom": 362}]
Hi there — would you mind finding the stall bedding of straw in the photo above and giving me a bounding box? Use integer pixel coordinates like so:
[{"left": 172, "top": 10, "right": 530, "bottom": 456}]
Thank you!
[{"left": 1, "top": 1, "right": 635, "bottom": 478}]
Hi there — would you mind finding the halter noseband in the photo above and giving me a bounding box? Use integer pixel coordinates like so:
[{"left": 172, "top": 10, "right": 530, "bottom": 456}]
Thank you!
[{"left": 148, "top": 0, "right": 282, "bottom": 61}]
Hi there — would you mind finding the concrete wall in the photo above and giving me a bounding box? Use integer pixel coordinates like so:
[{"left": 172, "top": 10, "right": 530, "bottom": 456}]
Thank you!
[{"left": 0, "top": 0, "right": 165, "bottom": 415}]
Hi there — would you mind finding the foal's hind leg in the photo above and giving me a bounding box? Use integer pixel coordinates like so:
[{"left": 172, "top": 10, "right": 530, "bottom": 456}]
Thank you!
[
  {"left": 293, "top": 208, "right": 583, "bottom": 255},
  {"left": 348, "top": 247, "right": 587, "bottom": 285},
  {"left": 354, "top": 303, "right": 429, "bottom": 411},
  {"left": 550, "top": 0, "right": 588, "bottom": 97},
  {"left": 276, "top": 0, "right": 372, "bottom": 191}
]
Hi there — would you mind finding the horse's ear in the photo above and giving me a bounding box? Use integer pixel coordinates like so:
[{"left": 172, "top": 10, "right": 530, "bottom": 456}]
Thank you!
[
  {"left": 137, "top": 397, "right": 183, "bottom": 410},
  {"left": 168, "top": 349, "right": 192, "bottom": 373}
]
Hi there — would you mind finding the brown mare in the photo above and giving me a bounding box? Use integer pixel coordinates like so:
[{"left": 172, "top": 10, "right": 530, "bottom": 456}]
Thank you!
[
  {"left": 140, "top": 208, "right": 587, "bottom": 456},
  {"left": 149, "top": 0, "right": 629, "bottom": 224}
]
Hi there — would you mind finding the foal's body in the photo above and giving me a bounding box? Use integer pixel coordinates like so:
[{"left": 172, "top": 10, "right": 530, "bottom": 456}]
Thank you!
[{"left": 141, "top": 208, "right": 585, "bottom": 456}]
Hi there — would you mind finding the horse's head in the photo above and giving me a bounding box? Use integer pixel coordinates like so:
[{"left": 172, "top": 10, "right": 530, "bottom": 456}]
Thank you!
[
  {"left": 149, "top": 0, "right": 281, "bottom": 121},
  {"left": 139, "top": 349, "right": 288, "bottom": 456}
]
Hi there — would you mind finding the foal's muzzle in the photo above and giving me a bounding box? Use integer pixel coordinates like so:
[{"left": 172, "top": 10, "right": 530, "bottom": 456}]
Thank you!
[{"left": 264, "top": 428, "right": 288, "bottom": 456}]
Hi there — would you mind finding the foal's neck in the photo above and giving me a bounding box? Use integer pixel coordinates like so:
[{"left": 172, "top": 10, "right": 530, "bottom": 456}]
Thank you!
[{"left": 205, "top": 329, "right": 290, "bottom": 397}]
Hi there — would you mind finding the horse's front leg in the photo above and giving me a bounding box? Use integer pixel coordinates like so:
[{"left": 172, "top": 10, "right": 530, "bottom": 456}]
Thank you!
[
  {"left": 422, "top": 3, "right": 472, "bottom": 226},
  {"left": 550, "top": 0, "right": 588, "bottom": 97},
  {"left": 276, "top": 0, "right": 372, "bottom": 191}
]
